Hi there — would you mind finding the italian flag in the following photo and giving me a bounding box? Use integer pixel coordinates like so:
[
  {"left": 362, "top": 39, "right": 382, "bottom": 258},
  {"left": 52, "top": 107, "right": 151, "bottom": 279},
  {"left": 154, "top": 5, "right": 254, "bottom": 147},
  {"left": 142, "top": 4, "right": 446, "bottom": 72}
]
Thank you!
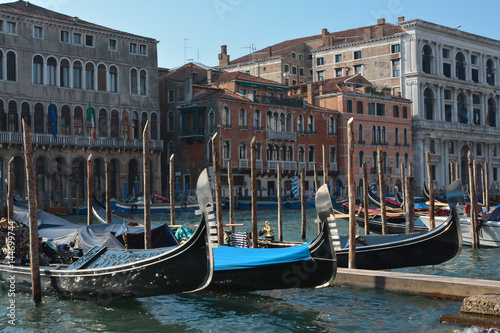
[{"left": 87, "top": 101, "right": 96, "bottom": 142}]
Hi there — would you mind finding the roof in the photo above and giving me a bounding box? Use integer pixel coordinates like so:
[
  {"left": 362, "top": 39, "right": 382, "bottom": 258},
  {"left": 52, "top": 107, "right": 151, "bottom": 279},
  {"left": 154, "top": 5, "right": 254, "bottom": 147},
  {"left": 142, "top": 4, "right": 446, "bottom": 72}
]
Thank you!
[
  {"left": 224, "top": 22, "right": 404, "bottom": 66},
  {"left": 209, "top": 71, "right": 288, "bottom": 88},
  {"left": 289, "top": 75, "right": 372, "bottom": 97},
  {"left": 0, "top": 0, "right": 157, "bottom": 42},
  {"left": 191, "top": 88, "right": 250, "bottom": 103}
]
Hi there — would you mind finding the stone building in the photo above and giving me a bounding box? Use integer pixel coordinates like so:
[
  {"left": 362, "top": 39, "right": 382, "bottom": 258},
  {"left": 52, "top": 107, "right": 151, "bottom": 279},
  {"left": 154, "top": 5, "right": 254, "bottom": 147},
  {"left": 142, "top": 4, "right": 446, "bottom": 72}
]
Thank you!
[
  {"left": 161, "top": 63, "right": 340, "bottom": 198},
  {"left": 0, "top": 1, "right": 162, "bottom": 212}
]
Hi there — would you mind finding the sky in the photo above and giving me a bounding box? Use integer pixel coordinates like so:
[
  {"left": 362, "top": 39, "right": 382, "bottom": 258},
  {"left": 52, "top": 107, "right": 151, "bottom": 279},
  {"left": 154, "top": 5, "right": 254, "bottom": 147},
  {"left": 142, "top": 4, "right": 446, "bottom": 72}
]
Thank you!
[{"left": 2, "top": 0, "right": 500, "bottom": 69}]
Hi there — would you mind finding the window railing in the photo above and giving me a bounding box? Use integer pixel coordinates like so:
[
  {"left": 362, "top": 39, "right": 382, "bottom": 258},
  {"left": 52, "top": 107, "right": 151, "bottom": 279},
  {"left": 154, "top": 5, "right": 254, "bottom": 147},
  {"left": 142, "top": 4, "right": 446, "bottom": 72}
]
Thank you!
[
  {"left": 330, "top": 162, "right": 337, "bottom": 170},
  {"left": 239, "top": 124, "right": 248, "bottom": 130},
  {"left": 266, "top": 131, "right": 297, "bottom": 141},
  {"left": 239, "top": 159, "right": 248, "bottom": 168}
]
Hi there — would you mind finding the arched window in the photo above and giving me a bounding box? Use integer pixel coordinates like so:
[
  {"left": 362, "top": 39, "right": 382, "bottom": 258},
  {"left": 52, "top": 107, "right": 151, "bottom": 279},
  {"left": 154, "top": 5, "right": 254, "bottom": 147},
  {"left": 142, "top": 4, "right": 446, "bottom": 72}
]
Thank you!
[
  {"left": 487, "top": 98, "right": 497, "bottom": 128},
  {"left": 373, "top": 151, "right": 378, "bottom": 172},
  {"left": 405, "top": 153, "right": 409, "bottom": 169},
  {"left": 329, "top": 117, "right": 336, "bottom": 135},
  {"left": 280, "top": 113, "right": 285, "bottom": 132},
  {"left": 61, "top": 105, "right": 70, "bottom": 135},
  {"left": 393, "top": 105, "right": 399, "bottom": 118},
  {"left": 298, "top": 146, "right": 305, "bottom": 162},
  {"left": 141, "top": 112, "right": 148, "bottom": 134},
  {"left": 109, "top": 66, "right": 118, "bottom": 92},
  {"left": 395, "top": 128, "right": 399, "bottom": 145},
  {"left": 47, "top": 57, "right": 57, "bottom": 85},
  {"left": 139, "top": 70, "right": 147, "bottom": 95},
  {"left": 254, "top": 109, "right": 261, "bottom": 130},
  {"left": 130, "top": 69, "right": 138, "bottom": 95},
  {"left": 99, "top": 108, "right": 108, "bottom": 137},
  {"left": 395, "top": 153, "right": 400, "bottom": 169},
  {"left": 487, "top": 59, "right": 495, "bottom": 86},
  {"left": 297, "top": 115, "right": 304, "bottom": 133},
  {"left": 422, "top": 45, "right": 432, "bottom": 74},
  {"left": 377, "top": 126, "right": 381, "bottom": 143},
  {"left": 7, "top": 51, "right": 16, "bottom": 81},
  {"left": 307, "top": 115, "right": 314, "bottom": 134},
  {"left": 223, "top": 141, "right": 230, "bottom": 159},
  {"left": 86, "top": 105, "right": 94, "bottom": 137},
  {"left": 111, "top": 110, "right": 119, "bottom": 138},
  {"left": 223, "top": 107, "right": 230, "bottom": 128},
  {"left": 21, "top": 102, "right": 30, "bottom": 130},
  {"left": 267, "top": 144, "right": 273, "bottom": 160},
  {"left": 8, "top": 100, "right": 18, "bottom": 132},
  {"left": 34, "top": 103, "right": 44, "bottom": 134},
  {"left": 131, "top": 111, "right": 138, "bottom": 139},
  {"left": 372, "top": 125, "right": 376, "bottom": 144},
  {"left": 239, "top": 142, "right": 247, "bottom": 160},
  {"left": 73, "top": 61, "right": 82, "bottom": 88},
  {"left": 273, "top": 112, "right": 279, "bottom": 131},
  {"left": 359, "top": 151, "right": 364, "bottom": 167},
  {"left": 287, "top": 147, "right": 293, "bottom": 161},
  {"left": 255, "top": 142, "right": 261, "bottom": 160},
  {"left": 85, "top": 63, "right": 94, "bottom": 90},
  {"left": 455, "top": 52, "right": 466, "bottom": 80},
  {"left": 239, "top": 108, "right": 246, "bottom": 129},
  {"left": 151, "top": 113, "right": 158, "bottom": 140},
  {"left": 60, "top": 59, "right": 69, "bottom": 87},
  {"left": 357, "top": 101, "right": 363, "bottom": 114},
  {"left": 167, "top": 111, "right": 174, "bottom": 132},
  {"left": 74, "top": 106, "right": 83, "bottom": 136},
  {"left": 330, "top": 147, "right": 336, "bottom": 164},
  {"left": 424, "top": 88, "right": 434, "bottom": 120},
  {"left": 457, "top": 93, "right": 468, "bottom": 124},
  {"left": 286, "top": 113, "right": 292, "bottom": 132},
  {"left": 403, "top": 128, "right": 408, "bottom": 146},
  {"left": 358, "top": 124, "right": 363, "bottom": 143},
  {"left": 308, "top": 146, "right": 315, "bottom": 162},
  {"left": 33, "top": 55, "right": 43, "bottom": 84},
  {"left": 0, "top": 100, "right": 5, "bottom": 131},
  {"left": 98, "top": 64, "right": 106, "bottom": 91},
  {"left": 266, "top": 111, "right": 272, "bottom": 131}
]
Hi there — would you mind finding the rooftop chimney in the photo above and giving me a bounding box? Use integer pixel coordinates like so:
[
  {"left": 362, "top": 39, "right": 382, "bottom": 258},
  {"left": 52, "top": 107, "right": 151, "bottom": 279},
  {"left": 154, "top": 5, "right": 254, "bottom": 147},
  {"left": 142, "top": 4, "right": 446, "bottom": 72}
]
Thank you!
[
  {"left": 218, "top": 45, "right": 230, "bottom": 67},
  {"left": 398, "top": 16, "right": 405, "bottom": 23},
  {"left": 377, "top": 18, "right": 385, "bottom": 25},
  {"left": 322, "top": 28, "right": 329, "bottom": 46},
  {"left": 307, "top": 82, "right": 313, "bottom": 105},
  {"left": 363, "top": 27, "right": 371, "bottom": 40},
  {"left": 266, "top": 46, "right": 272, "bottom": 57},
  {"left": 207, "top": 69, "right": 212, "bottom": 84}
]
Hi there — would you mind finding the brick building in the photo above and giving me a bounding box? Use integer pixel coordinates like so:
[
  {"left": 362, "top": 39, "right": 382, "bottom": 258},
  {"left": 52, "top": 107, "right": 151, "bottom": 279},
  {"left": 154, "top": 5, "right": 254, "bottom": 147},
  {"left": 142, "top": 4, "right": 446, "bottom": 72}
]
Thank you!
[
  {"left": 161, "top": 63, "right": 340, "bottom": 198},
  {"left": 0, "top": 1, "right": 162, "bottom": 211}
]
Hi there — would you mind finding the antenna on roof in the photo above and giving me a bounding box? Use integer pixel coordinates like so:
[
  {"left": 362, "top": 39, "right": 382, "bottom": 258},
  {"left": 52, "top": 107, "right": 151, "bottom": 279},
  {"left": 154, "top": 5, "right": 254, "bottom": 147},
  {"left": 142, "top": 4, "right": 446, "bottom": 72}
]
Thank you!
[{"left": 184, "top": 38, "right": 190, "bottom": 64}]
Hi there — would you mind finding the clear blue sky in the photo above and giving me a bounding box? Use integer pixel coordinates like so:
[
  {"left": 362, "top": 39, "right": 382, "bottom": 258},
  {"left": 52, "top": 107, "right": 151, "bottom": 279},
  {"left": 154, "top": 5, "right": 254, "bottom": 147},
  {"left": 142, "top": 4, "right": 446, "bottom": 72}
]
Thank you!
[{"left": 2, "top": 0, "right": 500, "bottom": 69}]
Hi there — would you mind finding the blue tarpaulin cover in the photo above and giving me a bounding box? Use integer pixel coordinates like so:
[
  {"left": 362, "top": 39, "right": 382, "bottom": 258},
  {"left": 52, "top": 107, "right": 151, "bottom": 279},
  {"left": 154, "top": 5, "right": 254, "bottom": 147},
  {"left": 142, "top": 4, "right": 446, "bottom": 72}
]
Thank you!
[
  {"left": 482, "top": 206, "right": 500, "bottom": 221},
  {"left": 214, "top": 242, "right": 312, "bottom": 271}
]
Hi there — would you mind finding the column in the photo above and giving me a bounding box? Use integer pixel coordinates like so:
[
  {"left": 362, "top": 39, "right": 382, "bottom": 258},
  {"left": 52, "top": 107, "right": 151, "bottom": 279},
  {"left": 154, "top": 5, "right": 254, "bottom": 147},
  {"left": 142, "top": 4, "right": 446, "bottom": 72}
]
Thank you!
[
  {"left": 451, "top": 46, "right": 456, "bottom": 79},
  {"left": 416, "top": 38, "right": 422, "bottom": 73},
  {"left": 468, "top": 90, "right": 473, "bottom": 125},
  {"left": 436, "top": 85, "right": 442, "bottom": 121},
  {"left": 56, "top": 63, "right": 60, "bottom": 87},
  {"left": 480, "top": 54, "right": 486, "bottom": 84},
  {"left": 481, "top": 93, "right": 487, "bottom": 126},
  {"left": 436, "top": 43, "right": 443, "bottom": 76},
  {"left": 465, "top": 50, "right": 471, "bottom": 83},
  {"left": 452, "top": 88, "right": 458, "bottom": 123},
  {"left": 442, "top": 139, "right": 448, "bottom": 189}
]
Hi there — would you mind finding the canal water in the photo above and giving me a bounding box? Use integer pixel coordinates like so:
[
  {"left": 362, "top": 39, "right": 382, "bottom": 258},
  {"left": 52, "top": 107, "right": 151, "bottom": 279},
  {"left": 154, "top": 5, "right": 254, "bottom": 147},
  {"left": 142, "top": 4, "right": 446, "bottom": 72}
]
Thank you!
[{"left": 0, "top": 209, "right": 498, "bottom": 332}]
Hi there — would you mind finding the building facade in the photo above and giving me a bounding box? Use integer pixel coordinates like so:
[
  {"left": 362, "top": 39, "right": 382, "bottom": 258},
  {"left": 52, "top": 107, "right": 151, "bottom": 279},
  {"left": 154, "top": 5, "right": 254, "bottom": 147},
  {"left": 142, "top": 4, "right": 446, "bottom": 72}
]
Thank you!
[{"left": 0, "top": 1, "right": 162, "bottom": 211}]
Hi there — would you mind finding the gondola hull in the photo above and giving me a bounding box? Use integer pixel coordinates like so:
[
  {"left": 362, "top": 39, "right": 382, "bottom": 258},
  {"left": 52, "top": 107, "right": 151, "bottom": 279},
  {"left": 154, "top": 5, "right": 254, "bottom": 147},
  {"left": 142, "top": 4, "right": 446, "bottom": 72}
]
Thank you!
[
  {"left": 335, "top": 209, "right": 462, "bottom": 270},
  {"left": 0, "top": 215, "right": 213, "bottom": 300}
]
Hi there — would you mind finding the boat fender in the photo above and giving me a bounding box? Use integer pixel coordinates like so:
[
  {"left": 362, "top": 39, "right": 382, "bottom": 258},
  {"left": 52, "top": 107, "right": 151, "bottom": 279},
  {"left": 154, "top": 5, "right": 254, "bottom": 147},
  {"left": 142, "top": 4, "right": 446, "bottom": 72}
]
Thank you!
[
  {"left": 285, "top": 202, "right": 291, "bottom": 208},
  {"left": 182, "top": 203, "right": 187, "bottom": 209},
  {"left": 131, "top": 204, "right": 137, "bottom": 211}
]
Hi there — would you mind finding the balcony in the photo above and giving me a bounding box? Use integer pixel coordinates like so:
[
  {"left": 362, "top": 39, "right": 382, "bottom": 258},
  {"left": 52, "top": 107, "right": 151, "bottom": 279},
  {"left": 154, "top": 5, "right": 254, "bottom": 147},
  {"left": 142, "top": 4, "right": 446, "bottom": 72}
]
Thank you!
[
  {"left": 239, "top": 159, "right": 248, "bottom": 168},
  {"left": 0, "top": 132, "right": 163, "bottom": 150},
  {"left": 330, "top": 162, "right": 337, "bottom": 170},
  {"left": 253, "top": 95, "right": 304, "bottom": 108},
  {"left": 180, "top": 127, "right": 205, "bottom": 143},
  {"left": 266, "top": 131, "right": 297, "bottom": 141}
]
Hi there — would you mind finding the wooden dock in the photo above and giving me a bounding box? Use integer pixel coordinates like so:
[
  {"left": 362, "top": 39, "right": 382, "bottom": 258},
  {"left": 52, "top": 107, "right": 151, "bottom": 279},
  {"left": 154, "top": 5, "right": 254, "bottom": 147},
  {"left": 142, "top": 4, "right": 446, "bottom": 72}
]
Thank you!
[{"left": 333, "top": 268, "right": 500, "bottom": 299}]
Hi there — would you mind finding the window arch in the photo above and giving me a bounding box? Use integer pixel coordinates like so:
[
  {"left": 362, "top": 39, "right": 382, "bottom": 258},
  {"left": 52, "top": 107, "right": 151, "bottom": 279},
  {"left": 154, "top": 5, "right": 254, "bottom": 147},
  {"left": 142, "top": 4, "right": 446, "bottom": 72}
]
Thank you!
[
  {"left": 455, "top": 52, "right": 466, "bottom": 80},
  {"left": 424, "top": 88, "right": 434, "bottom": 120},
  {"left": 403, "top": 128, "right": 408, "bottom": 146},
  {"left": 223, "top": 141, "right": 230, "bottom": 159},
  {"left": 97, "top": 64, "right": 106, "bottom": 91},
  {"left": 395, "top": 127, "right": 399, "bottom": 145},
  {"left": 358, "top": 124, "right": 363, "bottom": 143},
  {"left": 34, "top": 103, "right": 44, "bottom": 134},
  {"left": 122, "top": 109, "right": 130, "bottom": 140},
  {"left": 73, "top": 61, "right": 82, "bottom": 88},
  {"left": 372, "top": 125, "right": 376, "bottom": 144},
  {"left": 298, "top": 146, "right": 305, "bottom": 162},
  {"left": 422, "top": 45, "right": 432, "bottom": 74},
  {"left": 239, "top": 142, "right": 247, "bottom": 160},
  {"left": 357, "top": 101, "right": 363, "bottom": 114},
  {"left": 297, "top": 115, "right": 304, "bottom": 133},
  {"left": 60, "top": 59, "right": 69, "bottom": 87},
  {"left": 110, "top": 110, "right": 119, "bottom": 138},
  {"left": 329, "top": 116, "right": 336, "bottom": 135},
  {"left": 307, "top": 115, "right": 314, "bottom": 134},
  {"left": 46, "top": 103, "right": 56, "bottom": 135},
  {"left": 273, "top": 112, "right": 279, "bottom": 131},
  {"left": 286, "top": 113, "right": 292, "bottom": 132},
  {"left": 254, "top": 109, "right": 261, "bottom": 130},
  {"left": 330, "top": 147, "right": 336, "bottom": 164},
  {"left": 404, "top": 153, "right": 409, "bottom": 169},
  {"left": 139, "top": 70, "right": 147, "bottom": 95},
  {"left": 8, "top": 100, "right": 18, "bottom": 132},
  {"left": 130, "top": 68, "right": 138, "bottom": 94},
  {"left": 99, "top": 108, "right": 108, "bottom": 137},
  {"left": 47, "top": 57, "right": 57, "bottom": 85},
  {"left": 0, "top": 51, "right": 3, "bottom": 80},
  {"left": 487, "top": 59, "right": 495, "bottom": 86},
  {"left": 109, "top": 65, "right": 118, "bottom": 92},
  {"left": 359, "top": 151, "right": 364, "bottom": 167},
  {"left": 33, "top": 55, "right": 43, "bottom": 84},
  {"left": 279, "top": 113, "right": 285, "bottom": 132},
  {"left": 167, "top": 111, "right": 174, "bottom": 132},
  {"left": 308, "top": 146, "right": 315, "bottom": 162},
  {"left": 395, "top": 152, "right": 400, "bottom": 169},
  {"left": 393, "top": 105, "right": 399, "bottom": 118},
  {"left": 0, "top": 100, "right": 5, "bottom": 131},
  {"left": 21, "top": 102, "right": 30, "bottom": 130},
  {"left": 239, "top": 108, "right": 247, "bottom": 129},
  {"left": 85, "top": 62, "right": 95, "bottom": 90},
  {"left": 287, "top": 146, "right": 293, "bottom": 161},
  {"left": 74, "top": 106, "right": 84, "bottom": 136},
  {"left": 131, "top": 111, "right": 139, "bottom": 139},
  {"left": 487, "top": 98, "right": 497, "bottom": 128},
  {"left": 151, "top": 113, "right": 158, "bottom": 140},
  {"left": 7, "top": 51, "right": 16, "bottom": 81},
  {"left": 61, "top": 105, "right": 70, "bottom": 135},
  {"left": 457, "top": 93, "right": 468, "bottom": 124},
  {"left": 221, "top": 107, "right": 229, "bottom": 128},
  {"left": 266, "top": 111, "right": 272, "bottom": 131}
]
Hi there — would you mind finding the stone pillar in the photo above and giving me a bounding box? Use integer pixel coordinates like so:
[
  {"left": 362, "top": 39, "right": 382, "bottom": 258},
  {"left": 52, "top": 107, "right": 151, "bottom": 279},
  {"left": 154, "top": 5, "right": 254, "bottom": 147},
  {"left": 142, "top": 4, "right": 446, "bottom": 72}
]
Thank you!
[
  {"left": 468, "top": 90, "right": 474, "bottom": 125},
  {"left": 452, "top": 88, "right": 458, "bottom": 123},
  {"left": 436, "top": 43, "right": 442, "bottom": 76},
  {"left": 436, "top": 85, "right": 442, "bottom": 121},
  {"left": 451, "top": 46, "right": 456, "bottom": 79}
]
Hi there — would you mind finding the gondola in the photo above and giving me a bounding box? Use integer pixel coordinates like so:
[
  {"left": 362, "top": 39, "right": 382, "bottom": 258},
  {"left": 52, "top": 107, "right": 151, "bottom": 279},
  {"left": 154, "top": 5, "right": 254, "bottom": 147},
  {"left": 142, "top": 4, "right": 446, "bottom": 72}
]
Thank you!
[
  {"left": 367, "top": 187, "right": 402, "bottom": 209},
  {"left": 332, "top": 180, "right": 463, "bottom": 269},
  {"left": 0, "top": 210, "right": 214, "bottom": 300},
  {"left": 423, "top": 182, "right": 448, "bottom": 203}
]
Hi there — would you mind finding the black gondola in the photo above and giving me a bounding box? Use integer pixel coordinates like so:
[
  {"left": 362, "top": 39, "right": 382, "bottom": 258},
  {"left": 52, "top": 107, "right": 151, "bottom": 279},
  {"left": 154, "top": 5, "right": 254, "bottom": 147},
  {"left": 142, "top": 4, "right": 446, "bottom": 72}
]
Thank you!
[
  {"left": 334, "top": 180, "right": 463, "bottom": 269},
  {"left": 367, "top": 187, "right": 402, "bottom": 209},
  {"left": 423, "top": 182, "right": 448, "bottom": 203},
  {"left": 0, "top": 211, "right": 214, "bottom": 300}
]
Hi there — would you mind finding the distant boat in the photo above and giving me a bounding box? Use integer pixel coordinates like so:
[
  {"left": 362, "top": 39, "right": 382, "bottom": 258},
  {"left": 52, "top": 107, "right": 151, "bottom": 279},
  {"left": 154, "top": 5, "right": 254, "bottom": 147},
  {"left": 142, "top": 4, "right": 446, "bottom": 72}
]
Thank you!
[
  {"left": 224, "top": 196, "right": 303, "bottom": 209},
  {"left": 114, "top": 195, "right": 199, "bottom": 213}
]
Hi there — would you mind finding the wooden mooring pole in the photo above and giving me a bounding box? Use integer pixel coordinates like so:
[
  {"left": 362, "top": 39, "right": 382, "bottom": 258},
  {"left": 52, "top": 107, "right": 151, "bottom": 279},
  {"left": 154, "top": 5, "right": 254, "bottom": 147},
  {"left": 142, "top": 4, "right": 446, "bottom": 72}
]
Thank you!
[
  {"left": 322, "top": 144, "right": 328, "bottom": 188},
  {"left": 473, "top": 160, "right": 480, "bottom": 248},
  {"left": 250, "top": 137, "right": 258, "bottom": 248},
  {"left": 400, "top": 162, "right": 406, "bottom": 214},
  {"left": 377, "top": 146, "right": 387, "bottom": 235},
  {"left": 362, "top": 162, "right": 369, "bottom": 235},
  {"left": 22, "top": 119, "right": 41, "bottom": 304},
  {"left": 485, "top": 162, "right": 490, "bottom": 213},
  {"left": 467, "top": 151, "right": 479, "bottom": 249},
  {"left": 143, "top": 121, "right": 151, "bottom": 249},
  {"left": 228, "top": 163, "right": 235, "bottom": 232},
  {"left": 347, "top": 118, "right": 356, "bottom": 269},
  {"left": 425, "top": 150, "right": 435, "bottom": 229},
  {"left": 405, "top": 175, "right": 415, "bottom": 233},
  {"left": 300, "top": 168, "right": 306, "bottom": 241},
  {"left": 277, "top": 163, "right": 283, "bottom": 241},
  {"left": 87, "top": 154, "right": 93, "bottom": 226},
  {"left": 105, "top": 158, "right": 111, "bottom": 223},
  {"left": 7, "top": 157, "right": 14, "bottom": 223},
  {"left": 169, "top": 155, "right": 175, "bottom": 226},
  {"left": 212, "top": 133, "right": 224, "bottom": 246}
]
